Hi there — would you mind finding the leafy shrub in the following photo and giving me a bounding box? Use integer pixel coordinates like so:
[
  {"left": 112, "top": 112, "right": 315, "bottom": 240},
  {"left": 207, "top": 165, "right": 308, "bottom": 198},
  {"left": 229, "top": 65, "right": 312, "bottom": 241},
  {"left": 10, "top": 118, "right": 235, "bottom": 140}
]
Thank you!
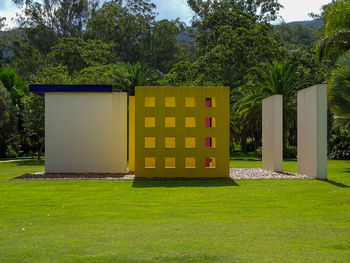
[
  {"left": 5, "top": 145, "right": 17, "bottom": 158},
  {"left": 255, "top": 145, "right": 297, "bottom": 159},
  {"left": 329, "top": 129, "right": 350, "bottom": 160},
  {"left": 255, "top": 146, "right": 262, "bottom": 158},
  {"left": 284, "top": 145, "right": 297, "bottom": 159}
]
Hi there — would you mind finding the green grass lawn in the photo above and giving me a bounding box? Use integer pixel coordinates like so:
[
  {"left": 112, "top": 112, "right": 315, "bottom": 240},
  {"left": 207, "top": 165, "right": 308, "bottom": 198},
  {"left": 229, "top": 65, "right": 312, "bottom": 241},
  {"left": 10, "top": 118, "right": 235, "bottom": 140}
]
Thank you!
[{"left": 0, "top": 158, "right": 349, "bottom": 263}]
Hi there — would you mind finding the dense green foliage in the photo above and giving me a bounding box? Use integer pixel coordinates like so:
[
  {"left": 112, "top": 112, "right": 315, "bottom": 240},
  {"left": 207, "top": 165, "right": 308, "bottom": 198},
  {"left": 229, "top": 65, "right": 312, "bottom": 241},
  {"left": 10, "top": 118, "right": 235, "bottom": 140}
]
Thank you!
[
  {"left": 0, "top": 158, "right": 349, "bottom": 262},
  {"left": 0, "top": 0, "right": 349, "bottom": 157}
]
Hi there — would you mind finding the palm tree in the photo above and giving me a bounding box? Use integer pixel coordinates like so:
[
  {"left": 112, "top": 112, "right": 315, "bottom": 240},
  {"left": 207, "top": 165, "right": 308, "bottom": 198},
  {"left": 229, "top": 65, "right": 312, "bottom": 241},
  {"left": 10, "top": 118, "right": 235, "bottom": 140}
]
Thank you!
[
  {"left": 329, "top": 53, "right": 350, "bottom": 128},
  {"left": 234, "top": 61, "right": 301, "bottom": 153},
  {"left": 317, "top": 31, "right": 350, "bottom": 63},
  {"left": 124, "top": 62, "right": 160, "bottom": 95}
]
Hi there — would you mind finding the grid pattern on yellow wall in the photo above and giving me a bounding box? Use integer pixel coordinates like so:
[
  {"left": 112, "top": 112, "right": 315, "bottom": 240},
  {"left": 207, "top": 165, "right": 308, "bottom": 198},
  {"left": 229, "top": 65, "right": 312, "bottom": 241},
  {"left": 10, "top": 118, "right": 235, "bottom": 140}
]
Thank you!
[{"left": 135, "top": 86, "right": 230, "bottom": 178}]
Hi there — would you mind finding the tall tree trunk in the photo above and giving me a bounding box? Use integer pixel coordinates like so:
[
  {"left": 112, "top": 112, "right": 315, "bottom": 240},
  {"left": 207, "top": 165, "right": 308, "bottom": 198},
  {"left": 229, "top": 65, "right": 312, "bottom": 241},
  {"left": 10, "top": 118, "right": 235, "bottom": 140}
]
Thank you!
[
  {"left": 37, "top": 137, "right": 44, "bottom": 160},
  {"left": 241, "top": 134, "right": 247, "bottom": 154}
]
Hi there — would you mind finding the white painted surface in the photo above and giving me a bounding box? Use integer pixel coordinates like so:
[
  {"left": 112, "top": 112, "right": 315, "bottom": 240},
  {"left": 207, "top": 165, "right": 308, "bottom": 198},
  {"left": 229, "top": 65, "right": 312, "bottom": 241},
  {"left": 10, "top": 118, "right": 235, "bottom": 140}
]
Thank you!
[
  {"left": 45, "top": 92, "right": 127, "bottom": 173},
  {"left": 297, "top": 85, "right": 327, "bottom": 179},
  {"left": 262, "top": 95, "right": 283, "bottom": 171}
]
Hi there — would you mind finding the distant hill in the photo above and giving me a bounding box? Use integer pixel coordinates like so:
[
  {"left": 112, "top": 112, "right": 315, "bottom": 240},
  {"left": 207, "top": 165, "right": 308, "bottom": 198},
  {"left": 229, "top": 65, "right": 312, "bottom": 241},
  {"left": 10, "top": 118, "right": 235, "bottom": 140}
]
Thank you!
[{"left": 287, "top": 19, "right": 324, "bottom": 30}]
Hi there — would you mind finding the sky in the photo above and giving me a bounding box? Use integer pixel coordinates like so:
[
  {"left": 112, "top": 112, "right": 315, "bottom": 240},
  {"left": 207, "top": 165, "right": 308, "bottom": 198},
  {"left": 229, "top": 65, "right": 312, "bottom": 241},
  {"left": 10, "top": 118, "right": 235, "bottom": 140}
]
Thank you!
[{"left": 0, "top": 0, "right": 333, "bottom": 29}]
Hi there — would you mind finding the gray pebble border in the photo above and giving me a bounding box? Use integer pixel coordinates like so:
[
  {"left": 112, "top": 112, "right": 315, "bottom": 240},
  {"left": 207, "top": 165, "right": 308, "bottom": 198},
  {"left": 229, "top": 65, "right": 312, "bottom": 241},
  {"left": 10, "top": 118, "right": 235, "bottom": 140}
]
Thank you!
[{"left": 16, "top": 168, "right": 311, "bottom": 180}]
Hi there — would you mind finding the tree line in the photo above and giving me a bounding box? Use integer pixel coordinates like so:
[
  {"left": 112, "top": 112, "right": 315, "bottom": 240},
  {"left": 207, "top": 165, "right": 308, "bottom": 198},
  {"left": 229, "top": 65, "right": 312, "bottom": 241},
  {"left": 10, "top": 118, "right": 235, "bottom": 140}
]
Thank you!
[{"left": 0, "top": 0, "right": 349, "bottom": 159}]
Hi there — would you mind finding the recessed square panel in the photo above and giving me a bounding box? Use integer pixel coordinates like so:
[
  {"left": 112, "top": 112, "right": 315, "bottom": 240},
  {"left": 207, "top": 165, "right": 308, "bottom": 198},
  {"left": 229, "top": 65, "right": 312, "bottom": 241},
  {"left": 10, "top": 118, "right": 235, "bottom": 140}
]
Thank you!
[
  {"left": 185, "top": 157, "right": 196, "bottom": 168},
  {"left": 145, "top": 97, "right": 155, "bottom": 107},
  {"left": 145, "top": 117, "right": 155, "bottom": 127},
  {"left": 145, "top": 157, "right": 155, "bottom": 168},
  {"left": 185, "top": 137, "right": 196, "bottom": 148},
  {"left": 185, "top": 97, "right": 196, "bottom": 107},
  {"left": 205, "top": 97, "right": 216, "bottom": 108},
  {"left": 205, "top": 137, "right": 216, "bottom": 148},
  {"left": 165, "top": 137, "right": 176, "bottom": 148},
  {"left": 165, "top": 157, "right": 176, "bottom": 168},
  {"left": 205, "top": 157, "right": 216, "bottom": 168},
  {"left": 165, "top": 97, "right": 176, "bottom": 107},
  {"left": 185, "top": 117, "right": 196, "bottom": 128},
  {"left": 145, "top": 137, "right": 155, "bottom": 148},
  {"left": 165, "top": 117, "right": 176, "bottom": 128},
  {"left": 205, "top": 117, "right": 216, "bottom": 128}
]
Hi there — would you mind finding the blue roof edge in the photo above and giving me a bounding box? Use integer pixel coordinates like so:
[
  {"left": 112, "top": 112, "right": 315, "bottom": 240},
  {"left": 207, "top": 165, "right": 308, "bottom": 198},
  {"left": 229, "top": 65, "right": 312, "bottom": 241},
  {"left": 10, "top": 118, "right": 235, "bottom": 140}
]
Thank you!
[{"left": 29, "top": 84, "right": 113, "bottom": 96}]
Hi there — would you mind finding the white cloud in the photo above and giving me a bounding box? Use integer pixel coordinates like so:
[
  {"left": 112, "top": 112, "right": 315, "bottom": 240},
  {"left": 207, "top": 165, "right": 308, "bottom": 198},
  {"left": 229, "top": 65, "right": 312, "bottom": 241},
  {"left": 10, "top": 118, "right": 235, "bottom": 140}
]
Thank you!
[
  {"left": 153, "top": 0, "right": 193, "bottom": 24},
  {"left": 278, "top": 0, "right": 332, "bottom": 22},
  {"left": 0, "top": 9, "right": 18, "bottom": 30}
]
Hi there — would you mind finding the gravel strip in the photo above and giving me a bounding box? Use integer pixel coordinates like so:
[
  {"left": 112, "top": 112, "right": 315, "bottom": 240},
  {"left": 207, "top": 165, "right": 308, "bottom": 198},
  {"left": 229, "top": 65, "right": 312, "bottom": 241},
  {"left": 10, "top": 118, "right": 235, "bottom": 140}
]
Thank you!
[
  {"left": 15, "top": 168, "right": 311, "bottom": 180},
  {"left": 230, "top": 168, "right": 310, "bottom": 179}
]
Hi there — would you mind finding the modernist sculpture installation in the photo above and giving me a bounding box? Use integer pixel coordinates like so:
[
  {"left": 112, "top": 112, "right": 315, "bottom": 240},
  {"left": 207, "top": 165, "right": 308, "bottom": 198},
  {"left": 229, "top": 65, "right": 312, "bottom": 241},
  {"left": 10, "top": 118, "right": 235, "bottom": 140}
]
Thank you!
[
  {"left": 133, "top": 86, "right": 230, "bottom": 178},
  {"left": 30, "top": 85, "right": 127, "bottom": 174},
  {"left": 297, "top": 85, "right": 328, "bottom": 180},
  {"left": 262, "top": 95, "right": 283, "bottom": 172}
]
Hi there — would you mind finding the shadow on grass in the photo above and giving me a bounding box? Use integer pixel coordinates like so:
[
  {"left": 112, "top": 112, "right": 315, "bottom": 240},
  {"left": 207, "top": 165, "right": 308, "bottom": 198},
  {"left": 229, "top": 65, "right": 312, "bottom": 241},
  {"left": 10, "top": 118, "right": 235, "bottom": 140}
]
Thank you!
[
  {"left": 322, "top": 180, "right": 350, "bottom": 188},
  {"left": 132, "top": 179, "right": 239, "bottom": 188}
]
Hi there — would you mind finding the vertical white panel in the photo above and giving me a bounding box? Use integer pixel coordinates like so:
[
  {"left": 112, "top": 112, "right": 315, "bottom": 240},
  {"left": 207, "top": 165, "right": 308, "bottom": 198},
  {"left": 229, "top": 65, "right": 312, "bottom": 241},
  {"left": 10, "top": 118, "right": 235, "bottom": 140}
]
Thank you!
[
  {"left": 262, "top": 95, "right": 283, "bottom": 171},
  {"left": 45, "top": 92, "right": 127, "bottom": 173},
  {"left": 297, "top": 85, "right": 327, "bottom": 179}
]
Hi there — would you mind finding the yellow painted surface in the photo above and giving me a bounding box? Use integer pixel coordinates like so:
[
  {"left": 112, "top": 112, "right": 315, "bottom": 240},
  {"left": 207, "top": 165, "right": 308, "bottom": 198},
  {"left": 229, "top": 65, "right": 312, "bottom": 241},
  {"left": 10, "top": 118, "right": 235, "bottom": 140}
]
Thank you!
[
  {"left": 212, "top": 137, "right": 216, "bottom": 148},
  {"left": 185, "top": 117, "right": 196, "bottom": 128},
  {"left": 145, "top": 96, "right": 155, "bottom": 107},
  {"left": 185, "top": 137, "right": 196, "bottom": 148},
  {"left": 145, "top": 137, "right": 155, "bottom": 148},
  {"left": 212, "top": 117, "right": 216, "bottom": 128},
  {"left": 145, "top": 117, "right": 156, "bottom": 127},
  {"left": 165, "top": 137, "right": 176, "bottom": 148},
  {"left": 165, "top": 117, "right": 176, "bottom": 128},
  {"left": 165, "top": 97, "right": 176, "bottom": 107},
  {"left": 45, "top": 92, "right": 127, "bottom": 173},
  {"left": 212, "top": 157, "right": 216, "bottom": 168},
  {"left": 135, "top": 86, "right": 230, "bottom": 178},
  {"left": 185, "top": 97, "right": 196, "bottom": 107},
  {"left": 145, "top": 157, "right": 155, "bottom": 168},
  {"left": 165, "top": 157, "right": 176, "bottom": 168},
  {"left": 212, "top": 97, "right": 216, "bottom": 107},
  {"left": 185, "top": 157, "right": 196, "bottom": 168},
  {"left": 129, "top": 96, "right": 135, "bottom": 172}
]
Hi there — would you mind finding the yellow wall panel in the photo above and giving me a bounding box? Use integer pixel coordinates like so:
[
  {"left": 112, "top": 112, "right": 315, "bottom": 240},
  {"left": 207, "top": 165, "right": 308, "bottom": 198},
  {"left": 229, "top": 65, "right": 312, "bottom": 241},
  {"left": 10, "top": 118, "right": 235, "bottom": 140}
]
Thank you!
[
  {"left": 128, "top": 96, "right": 135, "bottom": 172},
  {"left": 135, "top": 86, "right": 230, "bottom": 178}
]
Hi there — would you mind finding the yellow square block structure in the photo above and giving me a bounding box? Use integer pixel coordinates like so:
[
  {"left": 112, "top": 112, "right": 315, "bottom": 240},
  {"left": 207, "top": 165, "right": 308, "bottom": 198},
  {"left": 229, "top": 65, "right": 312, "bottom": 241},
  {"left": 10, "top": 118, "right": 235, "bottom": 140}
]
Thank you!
[{"left": 134, "top": 86, "right": 230, "bottom": 178}]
